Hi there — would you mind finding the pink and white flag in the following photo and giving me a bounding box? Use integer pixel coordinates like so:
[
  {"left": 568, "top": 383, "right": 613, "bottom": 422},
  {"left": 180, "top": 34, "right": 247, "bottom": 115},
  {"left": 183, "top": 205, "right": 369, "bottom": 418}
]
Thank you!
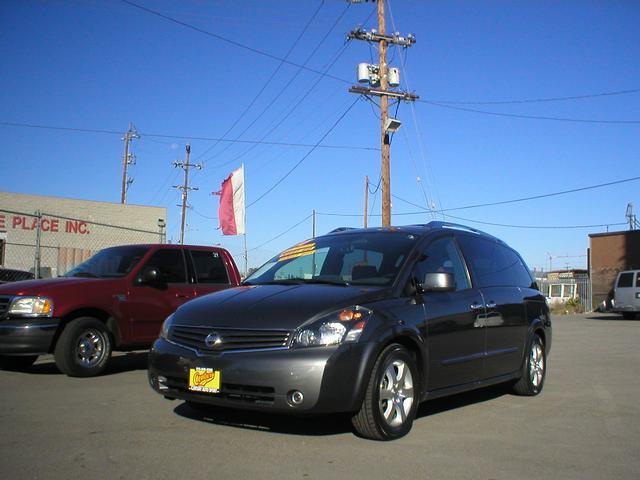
[{"left": 217, "top": 165, "right": 245, "bottom": 235}]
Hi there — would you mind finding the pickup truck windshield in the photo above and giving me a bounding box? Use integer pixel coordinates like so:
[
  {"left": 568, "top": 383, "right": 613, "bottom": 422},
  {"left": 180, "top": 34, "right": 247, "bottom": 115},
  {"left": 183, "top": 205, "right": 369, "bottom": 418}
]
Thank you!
[
  {"left": 63, "top": 246, "right": 148, "bottom": 278},
  {"left": 245, "top": 231, "right": 418, "bottom": 287}
]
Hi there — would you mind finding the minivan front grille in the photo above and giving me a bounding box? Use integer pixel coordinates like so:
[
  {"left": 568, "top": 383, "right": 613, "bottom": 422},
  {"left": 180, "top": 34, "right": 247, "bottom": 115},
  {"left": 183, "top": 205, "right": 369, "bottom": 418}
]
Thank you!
[
  {"left": 163, "top": 375, "right": 275, "bottom": 405},
  {"left": 0, "top": 296, "right": 12, "bottom": 318},
  {"left": 170, "top": 325, "right": 291, "bottom": 353}
]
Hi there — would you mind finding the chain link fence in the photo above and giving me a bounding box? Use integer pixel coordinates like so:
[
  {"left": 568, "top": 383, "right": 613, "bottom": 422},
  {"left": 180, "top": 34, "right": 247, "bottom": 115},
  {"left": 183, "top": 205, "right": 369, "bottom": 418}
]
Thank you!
[
  {"left": 537, "top": 276, "right": 592, "bottom": 312},
  {"left": 0, "top": 209, "right": 166, "bottom": 278}
]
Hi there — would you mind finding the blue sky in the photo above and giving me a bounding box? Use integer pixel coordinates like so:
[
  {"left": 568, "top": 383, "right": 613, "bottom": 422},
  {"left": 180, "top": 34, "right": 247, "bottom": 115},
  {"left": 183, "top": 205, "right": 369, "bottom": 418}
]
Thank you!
[{"left": 0, "top": 0, "right": 638, "bottom": 271}]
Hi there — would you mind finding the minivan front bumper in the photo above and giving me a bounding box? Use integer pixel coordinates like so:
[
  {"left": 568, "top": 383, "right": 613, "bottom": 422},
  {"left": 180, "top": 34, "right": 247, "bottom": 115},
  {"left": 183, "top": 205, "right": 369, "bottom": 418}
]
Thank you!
[{"left": 148, "top": 337, "right": 377, "bottom": 414}]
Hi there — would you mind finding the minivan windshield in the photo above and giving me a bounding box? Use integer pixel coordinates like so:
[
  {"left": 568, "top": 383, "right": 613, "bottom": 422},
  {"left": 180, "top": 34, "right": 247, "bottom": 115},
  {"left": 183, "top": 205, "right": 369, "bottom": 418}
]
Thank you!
[
  {"left": 244, "top": 231, "right": 418, "bottom": 287},
  {"left": 63, "top": 245, "right": 148, "bottom": 278}
]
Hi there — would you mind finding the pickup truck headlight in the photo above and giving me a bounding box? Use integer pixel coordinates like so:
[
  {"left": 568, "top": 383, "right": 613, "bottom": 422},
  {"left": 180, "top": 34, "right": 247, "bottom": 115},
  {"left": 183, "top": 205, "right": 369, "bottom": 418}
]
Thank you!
[
  {"left": 8, "top": 296, "right": 54, "bottom": 317},
  {"left": 292, "top": 306, "right": 372, "bottom": 348},
  {"left": 160, "top": 314, "right": 174, "bottom": 340}
]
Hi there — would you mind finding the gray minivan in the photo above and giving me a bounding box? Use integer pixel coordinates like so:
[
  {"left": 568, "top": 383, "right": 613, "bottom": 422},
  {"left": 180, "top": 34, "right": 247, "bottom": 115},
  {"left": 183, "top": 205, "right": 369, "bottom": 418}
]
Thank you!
[{"left": 614, "top": 270, "right": 640, "bottom": 319}]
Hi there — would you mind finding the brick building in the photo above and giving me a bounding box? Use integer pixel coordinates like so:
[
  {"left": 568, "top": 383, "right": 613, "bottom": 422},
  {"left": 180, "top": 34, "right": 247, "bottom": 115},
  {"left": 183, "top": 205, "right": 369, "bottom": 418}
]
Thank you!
[{"left": 589, "top": 230, "right": 640, "bottom": 309}]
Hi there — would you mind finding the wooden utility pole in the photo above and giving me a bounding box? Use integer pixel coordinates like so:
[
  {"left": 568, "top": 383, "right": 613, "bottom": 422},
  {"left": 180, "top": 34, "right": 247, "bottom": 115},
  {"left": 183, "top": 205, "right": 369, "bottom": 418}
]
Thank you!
[
  {"left": 377, "top": 0, "right": 391, "bottom": 227},
  {"left": 173, "top": 144, "right": 202, "bottom": 244},
  {"left": 120, "top": 123, "right": 139, "bottom": 204},
  {"left": 348, "top": 0, "right": 417, "bottom": 228},
  {"left": 363, "top": 175, "right": 369, "bottom": 228}
]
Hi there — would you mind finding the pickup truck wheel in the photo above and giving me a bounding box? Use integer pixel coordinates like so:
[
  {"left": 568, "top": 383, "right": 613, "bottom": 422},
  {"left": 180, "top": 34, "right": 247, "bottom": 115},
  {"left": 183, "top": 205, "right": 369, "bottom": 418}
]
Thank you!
[
  {"left": 351, "top": 344, "right": 419, "bottom": 441},
  {"left": 0, "top": 355, "right": 38, "bottom": 371},
  {"left": 622, "top": 312, "right": 636, "bottom": 320},
  {"left": 54, "top": 317, "right": 112, "bottom": 377}
]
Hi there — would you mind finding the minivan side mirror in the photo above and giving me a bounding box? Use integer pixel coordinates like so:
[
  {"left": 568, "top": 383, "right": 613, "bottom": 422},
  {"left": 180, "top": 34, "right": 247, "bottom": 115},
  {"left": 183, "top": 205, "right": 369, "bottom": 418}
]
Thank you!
[{"left": 419, "top": 272, "right": 455, "bottom": 293}]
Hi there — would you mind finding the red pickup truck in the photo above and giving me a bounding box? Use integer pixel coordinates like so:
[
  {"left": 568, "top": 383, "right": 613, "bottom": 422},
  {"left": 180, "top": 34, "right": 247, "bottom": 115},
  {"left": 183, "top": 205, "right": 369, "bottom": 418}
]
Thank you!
[{"left": 0, "top": 244, "right": 240, "bottom": 377}]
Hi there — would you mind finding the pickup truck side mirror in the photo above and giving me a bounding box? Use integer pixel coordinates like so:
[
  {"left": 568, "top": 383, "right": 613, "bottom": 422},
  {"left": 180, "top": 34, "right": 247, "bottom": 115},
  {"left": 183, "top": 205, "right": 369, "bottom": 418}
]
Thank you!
[
  {"left": 418, "top": 272, "right": 455, "bottom": 293},
  {"left": 138, "top": 268, "right": 165, "bottom": 286}
]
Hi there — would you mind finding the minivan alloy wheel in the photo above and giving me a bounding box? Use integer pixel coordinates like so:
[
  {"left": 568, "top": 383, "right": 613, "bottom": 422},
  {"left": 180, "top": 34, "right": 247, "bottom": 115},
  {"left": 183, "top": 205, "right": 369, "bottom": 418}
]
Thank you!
[
  {"left": 379, "top": 359, "right": 414, "bottom": 427},
  {"left": 529, "top": 342, "right": 544, "bottom": 388}
]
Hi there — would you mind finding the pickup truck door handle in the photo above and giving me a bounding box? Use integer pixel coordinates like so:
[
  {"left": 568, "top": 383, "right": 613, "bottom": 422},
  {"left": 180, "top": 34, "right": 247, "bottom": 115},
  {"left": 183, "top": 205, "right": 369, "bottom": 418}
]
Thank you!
[
  {"left": 175, "top": 293, "right": 192, "bottom": 299},
  {"left": 486, "top": 302, "right": 497, "bottom": 309},
  {"left": 470, "top": 303, "right": 484, "bottom": 310}
]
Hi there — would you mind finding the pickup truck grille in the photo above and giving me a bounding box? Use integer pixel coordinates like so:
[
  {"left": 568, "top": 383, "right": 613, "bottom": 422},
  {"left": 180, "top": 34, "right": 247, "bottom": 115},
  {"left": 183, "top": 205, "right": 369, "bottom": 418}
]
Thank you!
[
  {"left": 170, "top": 325, "right": 291, "bottom": 353},
  {"left": 0, "top": 296, "right": 12, "bottom": 318}
]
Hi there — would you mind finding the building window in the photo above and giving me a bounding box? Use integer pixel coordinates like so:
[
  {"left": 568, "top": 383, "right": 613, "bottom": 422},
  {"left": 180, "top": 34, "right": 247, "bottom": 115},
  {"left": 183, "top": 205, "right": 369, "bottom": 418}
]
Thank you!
[
  {"left": 563, "top": 284, "right": 575, "bottom": 298},
  {"left": 550, "top": 284, "right": 562, "bottom": 297}
]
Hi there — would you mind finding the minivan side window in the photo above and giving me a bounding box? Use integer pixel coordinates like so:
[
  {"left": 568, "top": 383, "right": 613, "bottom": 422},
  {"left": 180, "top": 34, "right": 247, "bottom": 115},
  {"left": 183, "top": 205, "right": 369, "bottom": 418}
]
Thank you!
[
  {"left": 637, "top": 273, "right": 640, "bottom": 288},
  {"left": 416, "top": 236, "right": 470, "bottom": 291},
  {"left": 190, "top": 250, "right": 230, "bottom": 284},
  {"left": 458, "top": 236, "right": 532, "bottom": 288},
  {"left": 141, "top": 249, "right": 187, "bottom": 283},
  {"left": 617, "top": 272, "right": 634, "bottom": 288}
]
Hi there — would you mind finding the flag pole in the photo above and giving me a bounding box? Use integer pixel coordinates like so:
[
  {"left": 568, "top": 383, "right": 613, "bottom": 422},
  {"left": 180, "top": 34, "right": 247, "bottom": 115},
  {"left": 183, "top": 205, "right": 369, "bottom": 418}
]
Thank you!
[{"left": 243, "top": 233, "right": 248, "bottom": 279}]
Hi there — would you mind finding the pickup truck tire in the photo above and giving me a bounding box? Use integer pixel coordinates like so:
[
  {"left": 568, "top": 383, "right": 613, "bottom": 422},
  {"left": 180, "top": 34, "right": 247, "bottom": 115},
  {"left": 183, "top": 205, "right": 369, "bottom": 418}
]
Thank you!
[
  {"left": 0, "top": 355, "right": 38, "bottom": 371},
  {"left": 54, "top": 317, "right": 113, "bottom": 377}
]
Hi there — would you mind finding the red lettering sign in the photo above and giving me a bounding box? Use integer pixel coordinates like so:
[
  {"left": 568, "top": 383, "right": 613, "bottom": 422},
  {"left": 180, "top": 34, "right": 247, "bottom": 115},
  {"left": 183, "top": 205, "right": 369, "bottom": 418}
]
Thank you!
[
  {"left": 0, "top": 214, "right": 5, "bottom": 230},
  {"left": 50, "top": 219, "right": 59, "bottom": 233},
  {"left": 12, "top": 216, "right": 23, "bottom": 229}
]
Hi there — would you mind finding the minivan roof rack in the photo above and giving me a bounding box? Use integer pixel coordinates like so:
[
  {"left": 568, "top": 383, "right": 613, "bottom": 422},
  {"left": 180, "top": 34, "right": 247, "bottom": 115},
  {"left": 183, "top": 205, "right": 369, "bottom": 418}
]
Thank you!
[
  {"left": 328, "top": 227, "right": 357, "bottom": 234},
  {"left": 424, "top": 221, "right": 501, "bottom": 241}
]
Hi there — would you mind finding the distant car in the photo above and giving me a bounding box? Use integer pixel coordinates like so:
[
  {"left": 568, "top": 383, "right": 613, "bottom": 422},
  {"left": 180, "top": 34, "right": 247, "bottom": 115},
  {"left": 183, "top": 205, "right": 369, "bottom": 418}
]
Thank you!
[
  {"left": 613, "top": 270, "right": 640, "bottom": 319},
  {"left": 148, "top": 222, "right": 551, "bottom": 441},
  {"left": 0, "top": 244, "right": 241, "bottom": 376},
  {"left": 0, "top": 268, "right": 34, "bottom": 284}
]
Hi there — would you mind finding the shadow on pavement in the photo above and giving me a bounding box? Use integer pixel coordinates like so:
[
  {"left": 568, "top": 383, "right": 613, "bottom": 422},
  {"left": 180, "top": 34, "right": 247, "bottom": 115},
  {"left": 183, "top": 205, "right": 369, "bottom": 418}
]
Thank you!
[
  {"left": 586, "top": 314, "right": 638, "bottom": 321},
  {"left": 173, "top": 384, "right": 510, "bottom": 437},
  {"left": 173, "top": 402, "right": 353, "bottom": 436},
  {"left": 25, "top": 351, "right": 149, "bottom": 376},
  {"left": 416, "top": 384, "right": 508, "bottom": 420}
]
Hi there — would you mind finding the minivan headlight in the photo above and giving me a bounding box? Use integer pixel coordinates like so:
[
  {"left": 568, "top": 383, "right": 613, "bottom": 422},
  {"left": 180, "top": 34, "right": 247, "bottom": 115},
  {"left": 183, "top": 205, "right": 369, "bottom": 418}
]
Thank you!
[
  {"left": 8, "top": 296, "right": 54, "bottom": 317},
  {"left": 160, "top": 314, "right": 174, "bottom": 339},
  {"left": 292, "top": 306, "right": 372, "bottom": 348}
]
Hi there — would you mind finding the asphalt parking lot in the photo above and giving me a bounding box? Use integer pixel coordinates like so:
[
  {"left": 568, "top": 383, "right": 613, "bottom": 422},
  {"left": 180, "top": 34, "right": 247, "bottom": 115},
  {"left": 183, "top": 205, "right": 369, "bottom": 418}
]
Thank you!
[{"left": 1, "top": 313, "right": 639, "bottom": 480}]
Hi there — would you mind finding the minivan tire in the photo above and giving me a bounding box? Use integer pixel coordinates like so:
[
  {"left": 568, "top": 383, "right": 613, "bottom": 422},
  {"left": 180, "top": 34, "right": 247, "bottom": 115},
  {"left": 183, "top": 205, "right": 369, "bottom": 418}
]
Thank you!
[
  {"left": 622, "top": 312, "right": 636, "bottom": 320},
  {"left": 512, "top": 334, "right": 545, "bottom": 396},
  {"left": 54, "top": 317, "right": 112, "bottom": 377},
  {"left": 0, "top": 354, "right": 38, "bottom": 371},
  {"left": 352, "top": 343, "right": 419, "bottom": 441}
]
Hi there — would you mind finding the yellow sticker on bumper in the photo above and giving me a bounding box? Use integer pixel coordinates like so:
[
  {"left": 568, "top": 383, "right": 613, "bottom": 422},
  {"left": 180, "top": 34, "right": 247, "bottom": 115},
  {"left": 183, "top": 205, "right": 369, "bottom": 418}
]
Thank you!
[{"left": 188, "top": 367, "right": 220, "bottom": 393}]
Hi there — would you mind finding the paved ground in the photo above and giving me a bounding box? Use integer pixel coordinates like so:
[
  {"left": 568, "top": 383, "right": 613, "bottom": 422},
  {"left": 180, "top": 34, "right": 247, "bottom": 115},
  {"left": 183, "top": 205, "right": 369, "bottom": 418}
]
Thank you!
[{"left": 1, "top": 313, "right": 639, "bottom": 480}]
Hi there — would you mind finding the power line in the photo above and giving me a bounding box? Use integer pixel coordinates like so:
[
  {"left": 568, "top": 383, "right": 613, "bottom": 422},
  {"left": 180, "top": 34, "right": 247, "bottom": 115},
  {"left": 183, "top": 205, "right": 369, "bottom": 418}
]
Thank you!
[
  {"left": 428, "top": 88, "right": 640, "bottom": 105},
  {"left": 319, "top": 175, "right": 640, "bottom": 217},
  {"left": 192, "top": 0, "right": 328, "bottom": 163},
  {"left": 0, "top": 121, "right": 377, "bottom": 151},
  {"left": 119, "top": 0, "right": 352, "bottom": 85},
  {"left": 437, "top": 175, "right": 640, "bottom": 213},
  {"left": 248, "top": 214, "right": 312, "bottom": 252},
  {"left": 420, "top": 100, "right": 640, "bottom": 124},
  {"left": 202, "top": 2, "right": 353, "bottom": 167},
  {"left": 439, "top": 213, "right": 628, "bottom": 230},
  {"left": 247, "top": 97, "right": 361, "bottom": 208}
]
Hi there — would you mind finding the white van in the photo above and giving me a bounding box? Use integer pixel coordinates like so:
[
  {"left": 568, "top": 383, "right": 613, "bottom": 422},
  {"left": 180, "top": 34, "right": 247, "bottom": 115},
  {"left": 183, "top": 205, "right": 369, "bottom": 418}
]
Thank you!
[{"left": 614, "top": 270, "right": 640, "bottom": 319}]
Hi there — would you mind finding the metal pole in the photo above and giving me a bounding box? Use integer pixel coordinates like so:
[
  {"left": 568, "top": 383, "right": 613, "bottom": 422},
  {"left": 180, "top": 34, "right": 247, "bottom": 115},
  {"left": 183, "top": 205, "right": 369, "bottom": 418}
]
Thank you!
[
  {"left": 243, "top": 233, "right": 248, "bottom": 278},
  {"left": 33, "top": 210, "right": 42, "bottom": 279},
  {"left": 378, "top": 0, "right": 391, "bottom": 227},
  {"left": 364, "top": 175, "right": 369, "bottom": 228},
  {"left": 179, "top": 144, "right": 191, "bottom": 244},
  {"left": 312, "top": 209, "right": 316, "bottom": 238}
]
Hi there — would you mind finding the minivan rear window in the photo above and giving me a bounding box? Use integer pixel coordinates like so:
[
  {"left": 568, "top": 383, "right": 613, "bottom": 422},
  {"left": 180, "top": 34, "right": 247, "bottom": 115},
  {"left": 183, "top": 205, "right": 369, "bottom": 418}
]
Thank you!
[{"left": 617, "top": 272, "right": 634, "bottom": 288}]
